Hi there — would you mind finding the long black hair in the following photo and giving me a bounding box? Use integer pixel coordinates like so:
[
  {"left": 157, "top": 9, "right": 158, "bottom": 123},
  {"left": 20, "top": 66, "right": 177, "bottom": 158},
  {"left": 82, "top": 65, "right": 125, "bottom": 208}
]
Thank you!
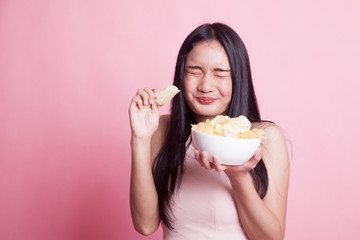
[{"left": 153, "top": 22, "right": 268, "bottom": 229}]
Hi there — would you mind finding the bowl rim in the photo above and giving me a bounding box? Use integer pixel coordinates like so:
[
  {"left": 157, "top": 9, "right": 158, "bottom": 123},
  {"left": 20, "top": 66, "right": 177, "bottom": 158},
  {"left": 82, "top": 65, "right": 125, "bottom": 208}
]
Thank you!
[{"left": 191, "top": 128, "right": 261, "bottom": 141}]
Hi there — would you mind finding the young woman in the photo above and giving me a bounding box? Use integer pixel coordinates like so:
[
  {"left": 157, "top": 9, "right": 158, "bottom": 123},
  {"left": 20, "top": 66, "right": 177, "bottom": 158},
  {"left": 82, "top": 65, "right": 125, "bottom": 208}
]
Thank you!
[{"left": 129, "top": 22, "right": 290, "bottom": 240}]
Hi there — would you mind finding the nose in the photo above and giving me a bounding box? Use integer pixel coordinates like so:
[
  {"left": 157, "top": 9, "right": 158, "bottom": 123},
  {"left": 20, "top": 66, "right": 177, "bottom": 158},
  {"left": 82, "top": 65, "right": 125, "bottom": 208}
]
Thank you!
[{"left": 197, "top": 73, "right": 215, "bottom": 93}]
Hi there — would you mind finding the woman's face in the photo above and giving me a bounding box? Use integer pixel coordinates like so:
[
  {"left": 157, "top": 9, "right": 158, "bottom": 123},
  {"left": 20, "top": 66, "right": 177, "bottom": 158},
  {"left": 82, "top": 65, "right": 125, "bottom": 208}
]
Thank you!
[{"left": 184, "top": 40, "right": 232, "bottom": 122}]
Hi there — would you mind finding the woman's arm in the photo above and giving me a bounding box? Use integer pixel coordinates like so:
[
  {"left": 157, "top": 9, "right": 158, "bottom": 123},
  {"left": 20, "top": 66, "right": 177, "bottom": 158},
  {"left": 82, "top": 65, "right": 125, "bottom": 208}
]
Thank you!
[
  {"left": 228, "top": 124, "right": 289, "bottom": 239},
  {"left": 130, "top": 136, "right": 160, "bottom": 235},
  {"left": 128, "top": 88, "right": 168, "bottom": 235}
]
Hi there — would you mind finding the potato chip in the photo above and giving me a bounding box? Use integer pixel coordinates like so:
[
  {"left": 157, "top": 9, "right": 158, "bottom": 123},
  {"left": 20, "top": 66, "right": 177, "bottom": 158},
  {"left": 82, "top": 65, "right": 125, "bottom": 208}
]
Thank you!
[
  {"left": 214, "top": 123, "right": 223, "bottom": 135},
  {"left": 237, "top": 129, "right": 265, "bottom": 139},
  {"left": 211, "top": 115, "right": 231, "bottom": 125},
  {"left": 222, "top": 122, "right": 240, "bottom": 137},
  {"left": 156, "top": 85, "right": 180, "bottom": 106},
  {"left": 203, "top": 119, "right": 214, "bottom": 135},
  {"left": 231, "top": 115, "right": 251, "bottom": 133},
  {"left": 191, "top": 115, "right": 265, "bottom": 139}
]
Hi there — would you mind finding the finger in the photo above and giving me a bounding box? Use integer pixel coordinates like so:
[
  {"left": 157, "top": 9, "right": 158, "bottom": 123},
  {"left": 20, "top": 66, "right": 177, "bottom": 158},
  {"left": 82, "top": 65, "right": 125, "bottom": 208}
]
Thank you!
[
  {"left": 242, "top": 147, "right": 262, "bottom": 169},
  {"left": 194, "top": 149, "right": 204, "bottom": 168},
  {"left": 245, "top": 160, "right": 257, "bottom": 170},
  {"left": 149, "top": 94, "right": 159, "bottom": 112},
  {"left": 136, "top": 89, "right": 150, "bottom": 105},
  {"left": 150, "top": 101, "right": 159, "bottom": 113},
  {"left": 200, "top": 151, "right": 212, "bottom": 170},
  {"left": 152, "top": 88, "right": 159, "bottom": 98},
  {"left": 212, "top": 156, "right": 226, "bottom": 172},
  {"left": 144, "top": 87, "right": 156, "bottom": 104},
  {"left": 194, "top": 149, "right": 200, "bottom": 161},
  {"left": 244, "top": 155, "right": 260, "bottom": 170},
  {"left": 132, "top": 95, "right": 144, "bottom": 109},
  {"left": 254, "top": 147, "right": 262, "bottom": 160}
]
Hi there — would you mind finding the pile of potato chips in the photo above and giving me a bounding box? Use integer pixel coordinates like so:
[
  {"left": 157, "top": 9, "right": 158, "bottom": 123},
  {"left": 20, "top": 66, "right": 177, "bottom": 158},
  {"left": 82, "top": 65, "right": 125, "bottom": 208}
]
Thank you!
[{"left": 192, "top": 115, "right": 265, "bottom": 139}]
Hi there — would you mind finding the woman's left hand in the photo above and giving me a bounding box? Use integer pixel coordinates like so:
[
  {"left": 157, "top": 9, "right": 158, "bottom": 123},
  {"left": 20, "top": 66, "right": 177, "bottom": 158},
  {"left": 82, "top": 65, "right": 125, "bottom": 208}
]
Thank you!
[{"left": 194, "top": 147, "right": 262, "bottom": 175}]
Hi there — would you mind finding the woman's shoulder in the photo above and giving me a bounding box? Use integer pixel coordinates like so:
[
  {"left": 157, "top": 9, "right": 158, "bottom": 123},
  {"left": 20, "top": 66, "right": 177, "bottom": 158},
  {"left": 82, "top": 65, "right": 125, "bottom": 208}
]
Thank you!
[
  {"left": 252, "top": 121, "right": 289, "bottom": 164},
  {"left": 251, "top": 120, "right": 276, "bottom": 130},
  {"left": 251, "top": 121, "right": 284, "bottom": 141}
]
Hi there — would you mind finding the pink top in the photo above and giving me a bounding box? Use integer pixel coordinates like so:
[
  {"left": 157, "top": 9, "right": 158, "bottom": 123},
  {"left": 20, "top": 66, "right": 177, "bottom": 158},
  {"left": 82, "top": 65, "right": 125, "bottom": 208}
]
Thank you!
[{"left": 162, "top": 144, "right": 248, "bottom": 240}]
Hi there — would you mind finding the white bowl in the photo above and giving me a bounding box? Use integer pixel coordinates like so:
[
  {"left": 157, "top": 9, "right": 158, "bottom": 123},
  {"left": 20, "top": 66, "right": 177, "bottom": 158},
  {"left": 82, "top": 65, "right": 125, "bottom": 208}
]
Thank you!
[{"left": 191, "top": 129, "right": 261, "bottom": 165}]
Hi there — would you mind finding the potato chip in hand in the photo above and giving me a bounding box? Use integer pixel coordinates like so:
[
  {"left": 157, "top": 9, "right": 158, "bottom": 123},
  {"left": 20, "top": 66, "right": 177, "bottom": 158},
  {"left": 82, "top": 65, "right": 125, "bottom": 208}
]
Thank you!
[{"left": 156, "top": 85, "right": 180, "bottom": 106}]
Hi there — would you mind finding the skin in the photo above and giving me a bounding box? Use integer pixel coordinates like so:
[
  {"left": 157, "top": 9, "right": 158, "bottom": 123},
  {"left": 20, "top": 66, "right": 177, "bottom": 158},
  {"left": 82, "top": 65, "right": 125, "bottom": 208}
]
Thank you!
[
  {"left": 129, "top": 40, "right": 290, "bottom": 239},
  {"left": 184, "top": 40, "right": 232, "bottom": 123}
]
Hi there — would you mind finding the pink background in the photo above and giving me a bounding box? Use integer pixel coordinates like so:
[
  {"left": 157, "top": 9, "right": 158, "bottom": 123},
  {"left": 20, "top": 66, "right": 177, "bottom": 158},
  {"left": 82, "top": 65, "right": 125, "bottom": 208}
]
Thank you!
[{"left": 1, "top": 0, "right": 359, "bottom": 239}]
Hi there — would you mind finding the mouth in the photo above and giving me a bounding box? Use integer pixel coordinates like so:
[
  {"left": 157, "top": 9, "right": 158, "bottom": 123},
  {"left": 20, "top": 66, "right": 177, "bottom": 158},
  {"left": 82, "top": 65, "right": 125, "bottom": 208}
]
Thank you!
[{"left": 197, "top": 97, "right": 216, "bottom": 105}]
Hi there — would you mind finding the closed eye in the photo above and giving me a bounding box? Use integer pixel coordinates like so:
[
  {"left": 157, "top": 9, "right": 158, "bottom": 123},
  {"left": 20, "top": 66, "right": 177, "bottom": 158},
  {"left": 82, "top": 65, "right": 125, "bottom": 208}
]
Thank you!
[
  {"left": 214, "top": 68, "right": 231, "bottom": 77},
  {"left": 185, "top": 66, "right": 203, "bottom": 75}
]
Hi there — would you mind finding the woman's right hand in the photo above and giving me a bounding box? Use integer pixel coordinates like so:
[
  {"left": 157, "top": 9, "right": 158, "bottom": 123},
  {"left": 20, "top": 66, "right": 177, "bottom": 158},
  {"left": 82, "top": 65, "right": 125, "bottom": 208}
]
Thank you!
[{"left": 129, "top": 87, "right": 160, "bottom": 139}]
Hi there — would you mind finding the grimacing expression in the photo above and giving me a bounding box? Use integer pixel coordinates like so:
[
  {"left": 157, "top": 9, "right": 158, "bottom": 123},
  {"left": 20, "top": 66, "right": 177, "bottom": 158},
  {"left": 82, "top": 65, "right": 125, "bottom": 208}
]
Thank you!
[{"left": 183, "top": 40, "right": 232, "bottom": 122}]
